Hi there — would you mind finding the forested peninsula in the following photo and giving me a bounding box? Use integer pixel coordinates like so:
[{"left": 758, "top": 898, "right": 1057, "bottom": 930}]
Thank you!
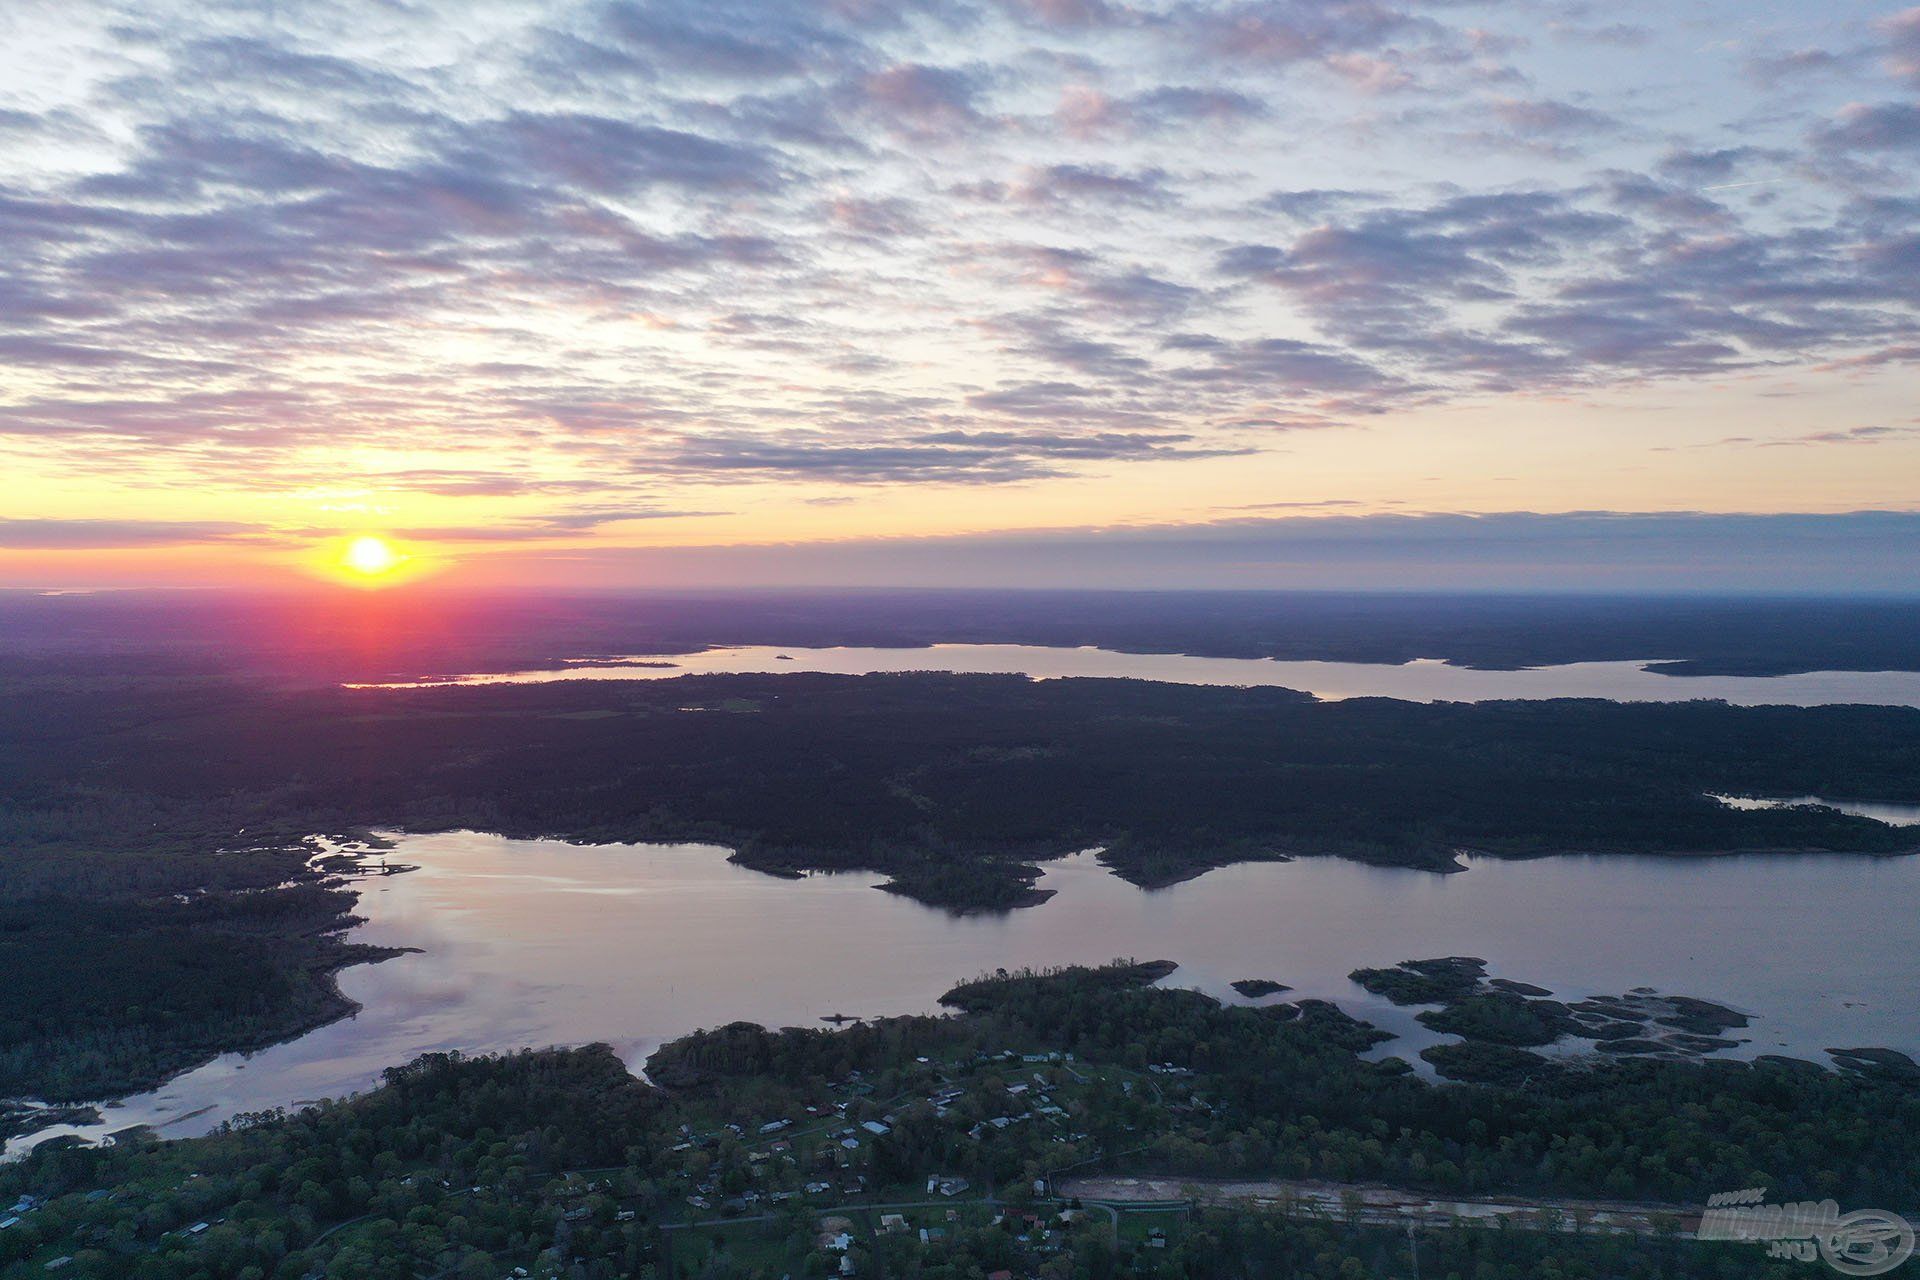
[{"left": 3, "top": 667, "right": 1917, "bottom": 1101}]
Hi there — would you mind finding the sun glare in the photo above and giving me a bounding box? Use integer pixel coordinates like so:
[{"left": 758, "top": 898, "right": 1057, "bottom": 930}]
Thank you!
[
  {"left": 306, "top": 533, "right": 434, "bottom": 588},
  {"left": 343, "top": 535, "right": 402, "bottom": 577}
]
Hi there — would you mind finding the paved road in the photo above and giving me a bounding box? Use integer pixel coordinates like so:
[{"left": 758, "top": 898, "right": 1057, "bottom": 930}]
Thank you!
[{"left": 1061, "top": 1175, "right": 1706, "bottom": 1237}]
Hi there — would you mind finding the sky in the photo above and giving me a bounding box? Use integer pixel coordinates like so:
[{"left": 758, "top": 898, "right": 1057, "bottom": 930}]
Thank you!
[{"left": 0, "top": 0, "right": 1917, "bottom": 592}]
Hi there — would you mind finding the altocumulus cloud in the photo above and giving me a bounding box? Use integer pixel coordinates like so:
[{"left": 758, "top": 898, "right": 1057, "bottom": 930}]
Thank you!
[{"left": 0, "top": 0, "right": 1914, "bottom": 508}]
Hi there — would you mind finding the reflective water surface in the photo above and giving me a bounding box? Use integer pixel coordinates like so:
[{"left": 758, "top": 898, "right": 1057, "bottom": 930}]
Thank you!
[
  {"left": 11, "top": 831, "right": 1919, "bottom": 1157},
  {"left": 1712, "top": 794, "right": 1920, "bottom": 826},
  {"left": 351, "top": 643, "right": 1920, "bottom": 708}
]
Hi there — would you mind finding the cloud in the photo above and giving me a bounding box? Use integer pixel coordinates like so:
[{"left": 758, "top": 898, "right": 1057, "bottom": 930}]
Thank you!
[
  {"left": 1814, "top": 343, "right": 1920, "bottom": 371},
  {"left": 1171, "top": 337, "right": 1401, "bottom": 400},
  {"left": 825, "top": 194, "right": 927, "bottom": 238},
  {"left": 464, "top": 114, "right": 784, "bottom": 195},
  {"left": 1171, "top": 0, "right": 1427, "bottom": 67},
  {"left": 1600, "top": 173, "right": 1730, "bottom": 225},
  {"left": 1655, "top": 146, "right": 1782, "bottom": 184},
  {"left": 1219, "top": 194, "right": 1602, "bottom": 355},
  {"left": 1876, "top": 7, "right": 1920, "bottom": 86},
  {"left": 0, "top": 0, "right": 1915, "bottom": 528},
  {"left": 1751, "top": 425, "right": 1920, "bottom": 448},
  {"left": 1552, "top": 22, "right": 1651, "bottom": 49},
  {"left": 644, "top": 425, "right": 1244, "bottom": 483},
  {"left": 990, "top": 243, "right": 1203, "bottom": 321},
  {"left": 1010, "top": 163, "right": 1174, "bottom": 206},
  {"left": 855, "top": 63, "right": 987, "bottom": 137},
  {"left": 1488, "top": 97, "right": 1617, "bottom": 135},
  {"left": 1211, "top": 178, "right": 1920, "bottom": 394},
  {"left": 0, "top": 519, "right": 276, "bottom": 549},
  {"left": 1745, "top": 46, "right": 1859, "bottom": 82},
  {"left": 1053, "top": 84, "right": 1268, "bottom": 139},
  {"left": 593, "top": 3, "right": 835, "bottom": 80},
  {"left": 1817, "top": 101, "right": 1920, "bottom": 151},
  {"left": 389, "top": 507, "right": 729, "bottom": 540},
  {"left": 472, "top": 511, "right": 1920, "bottom": 593},
  {"left": 994, "top": 0, "right": 1129, "bottom": 30}
]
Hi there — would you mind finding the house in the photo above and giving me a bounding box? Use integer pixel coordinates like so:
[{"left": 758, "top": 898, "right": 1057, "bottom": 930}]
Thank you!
[
  {"left": 1148, "top": 1228, "right": 1168, "bottom": 1249},
  {"left": 820, "top": 1230, "right": 854, "bottom": 1252},
  {"left": 860, "top": 1120, "right": 890, "bottom": 1136},
  {"left": 879, "top": 1213, "right": 908, "bottom": 1234},
  {"left": 615, "top": 1210, "right": 636, "bottom": 1222},
  {"left": 918, "top": 1226, "right": 946, "bottom": 1244},
  {"left": 839, "top": 1257, "right": 857, "bottom": 1276},
  {"left": 760, "top": 1119, "right": 792, "bottom": 1134}
]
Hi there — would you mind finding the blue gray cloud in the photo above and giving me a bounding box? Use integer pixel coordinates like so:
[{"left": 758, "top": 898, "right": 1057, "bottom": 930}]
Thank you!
[{"left": 481, "top": 510, "right": 1920, "bottom": 593}]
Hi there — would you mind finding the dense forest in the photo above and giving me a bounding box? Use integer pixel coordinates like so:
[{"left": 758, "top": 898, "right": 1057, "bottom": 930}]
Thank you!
[
  {"left": 0, "top": 883, "right": 402, "bottom": 1107},
  {"left": 7, "top": 588, "right": 1920, "bottom": 680},
  {"left": 3, "top": 662, "right": 1918, "bottom": 1099},
  {"left": 8, "top": 670, "right": 1918, "bottom": 882},
  {"left": 4, "top": 964, "right": 1913, "bottom": 1279}
]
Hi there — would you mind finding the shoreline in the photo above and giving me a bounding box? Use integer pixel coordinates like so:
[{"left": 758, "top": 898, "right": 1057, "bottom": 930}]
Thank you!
[{"left": 10, "top": 826, "right": 1918, "bottom": 1154}]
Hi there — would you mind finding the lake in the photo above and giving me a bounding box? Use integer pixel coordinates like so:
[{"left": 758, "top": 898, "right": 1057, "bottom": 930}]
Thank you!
[
  {"left": 351, "top": 643, "right": 1920, "bottom": 708},
  {"left": 1712, "top": 794, "right": 1920, "bottom": 826},
  {"left": 11, "top": 831, "right": 1919, "bottom": 1158}
]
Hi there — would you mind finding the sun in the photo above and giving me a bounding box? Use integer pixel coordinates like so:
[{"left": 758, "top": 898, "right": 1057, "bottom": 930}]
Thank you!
[
  {"left": 343, "top": 535, "right": 402, "bottom": 577},
  {"left": 308, "top": 533, "right": 433, "bottom": 588}
]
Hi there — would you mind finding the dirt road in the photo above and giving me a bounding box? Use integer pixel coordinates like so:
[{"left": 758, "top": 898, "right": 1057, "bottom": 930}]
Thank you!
[{"left": 1058, "top": 1175, "right": 1706, "bottom": 1237}]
